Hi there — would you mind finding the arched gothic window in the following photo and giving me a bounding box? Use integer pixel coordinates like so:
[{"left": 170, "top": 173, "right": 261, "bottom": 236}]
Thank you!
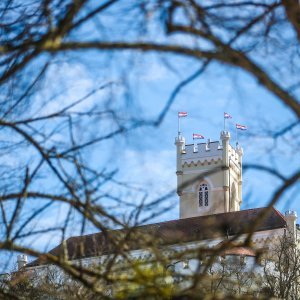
[{"left": 199, "top": 183, "right": 209, "bottom": 207}]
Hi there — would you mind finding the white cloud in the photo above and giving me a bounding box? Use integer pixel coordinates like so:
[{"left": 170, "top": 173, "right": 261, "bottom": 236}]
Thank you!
[
  {"left": 139, "top": 61, "right": 169, "bottom": 82},
  {"left": 33, "top": 62, "right": 111, "bottom": 117},
  {"left": 119, "top": 148, "right": 176, "bottom": 196}
]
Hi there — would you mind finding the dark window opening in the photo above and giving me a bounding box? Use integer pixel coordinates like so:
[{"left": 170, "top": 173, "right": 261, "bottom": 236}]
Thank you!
[{"left": 199, "top": 183, "right": 209, "bottom": 207}]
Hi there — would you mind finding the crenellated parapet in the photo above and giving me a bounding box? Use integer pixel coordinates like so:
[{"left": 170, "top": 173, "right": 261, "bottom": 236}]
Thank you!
[{"left": 182, "top": 141, "right": 222, "bottom": 166}]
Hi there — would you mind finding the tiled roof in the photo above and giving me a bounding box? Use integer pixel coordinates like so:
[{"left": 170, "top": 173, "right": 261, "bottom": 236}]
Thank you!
[{"left": 28, "top": 207, "right": 286, "bottom": 267}]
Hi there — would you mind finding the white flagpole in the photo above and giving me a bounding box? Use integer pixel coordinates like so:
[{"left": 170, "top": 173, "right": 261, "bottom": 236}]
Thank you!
[
  {"left": 236, "top": 126, "right": 238, "bottom": 147},
  {"left": 178, "top": 115, "right": 180, "bottom": 137},
  {"left": 224, "top": 115, "right": 226, "bottom": 131},
  {"left": 193, "top": 135, "right": 196, "bottom": 152}
]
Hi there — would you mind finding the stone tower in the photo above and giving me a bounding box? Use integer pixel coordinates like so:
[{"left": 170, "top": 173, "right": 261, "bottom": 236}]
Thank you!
[
  {"left": 285, "top": 210, "right": 298, "bottom": 240},
  {"left": 175, "top": 131, "right": 243, "bottom": 219}
]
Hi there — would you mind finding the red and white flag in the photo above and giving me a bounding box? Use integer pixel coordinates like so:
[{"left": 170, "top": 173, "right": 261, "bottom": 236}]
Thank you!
[
  {"left": 178, "top": 112, "right": 188, "bottom": 118},
  {"left": 224, "top": 112, "right": 232, "bottom": 119},
  {"left": 193, "top": 133, "right": 205, "bottom": 139},
  {"left": 236, "top": 124, "right": 247, "bottom": 130}
]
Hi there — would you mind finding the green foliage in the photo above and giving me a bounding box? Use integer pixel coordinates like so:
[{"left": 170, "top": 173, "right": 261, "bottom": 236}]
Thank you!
[{"left": 113, "top": 260, "right": 174, "bottom": 299}]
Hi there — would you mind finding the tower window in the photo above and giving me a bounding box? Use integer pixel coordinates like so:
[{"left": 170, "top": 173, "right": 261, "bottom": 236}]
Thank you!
[{"left": 199, "top": 183, "right": 209, "bottom": 207}]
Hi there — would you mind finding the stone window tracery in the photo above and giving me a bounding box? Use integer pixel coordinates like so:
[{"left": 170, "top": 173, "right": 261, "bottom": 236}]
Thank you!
[{"left": 199, "top": 183, "right": 209, "bottom": 207}]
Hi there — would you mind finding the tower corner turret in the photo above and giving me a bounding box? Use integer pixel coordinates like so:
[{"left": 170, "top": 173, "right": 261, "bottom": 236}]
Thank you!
[
  {"left": 285, "top": 210, "right": 298, "bottom": 241},
  {"left": 175, "top": 135, "right": 186, "bottom": 196}
]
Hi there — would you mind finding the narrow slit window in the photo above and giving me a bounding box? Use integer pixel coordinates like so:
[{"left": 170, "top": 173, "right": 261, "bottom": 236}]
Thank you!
[
  {"left": 199, "top": 192, "right": 203, "bottom": 207},
  {"left": 199, "top": 183, "right": 209, "bottom": 207}
]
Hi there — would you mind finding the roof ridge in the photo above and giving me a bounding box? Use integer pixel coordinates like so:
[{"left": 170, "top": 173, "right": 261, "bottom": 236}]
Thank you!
[
  {"left": 61, "top": 207, "right": 281, "bottom": 242},
  {"left": 273, "top": 207, "right": 286, "bottom": 220}
]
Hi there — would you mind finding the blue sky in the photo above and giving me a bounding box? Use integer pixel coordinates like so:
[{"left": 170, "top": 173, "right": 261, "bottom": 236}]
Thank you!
[
  {"left": 1, "top": 2, "right": 300, "bottom": 273},
  {"left": 5, "top": 49, "right": 297, "bottom": 261},
  {"left": 5, "top": 5, "right": 300, "bottom": 271},
  {"left": 78, "top": 52, "right": 298, "bottom": 214},
  {"left": 0, "top": 1, "right": 300, "bottom": 274},
  {"left": 75, "top": 51, "right": 297, "bottom": 224}
]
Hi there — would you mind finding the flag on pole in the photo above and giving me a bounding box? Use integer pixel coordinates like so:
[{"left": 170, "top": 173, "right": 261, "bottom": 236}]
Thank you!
[
  {"left": 236, "top": 124, "right": 247, "bottom": 130},
  {"left": 224, "top": 112, "right": 232, "bottom": 119},
  {"left": 193, "top": 133, "right": 205, "bottom": 140},
  {"left": 178, "top": 112, "right": 188, "bottom": 118}
]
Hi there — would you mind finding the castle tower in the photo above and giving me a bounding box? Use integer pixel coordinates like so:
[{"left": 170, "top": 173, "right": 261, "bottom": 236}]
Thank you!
[
  {"left": 175, "top": 131, "right": 243, "bottom": 219},
  {"left": 285, "top": 210, "right": 298, "bottom": 240}
]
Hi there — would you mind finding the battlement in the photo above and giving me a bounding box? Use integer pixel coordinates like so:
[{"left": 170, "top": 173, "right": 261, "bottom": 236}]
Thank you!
[
  {"left": 183, "top": 141, "right": 222, "bottom": 160},
  {"left": 285, "top": 210, "right": 297, "bottom": 218},
  {"left": 228, "top": 144, "right": 243, "bottom": 163},
  {"left": 17, "top": 254, "right": 28, "bottom": 270},
  {"left": 181, "top": 139, "right": 242, "bottom": 164}
]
